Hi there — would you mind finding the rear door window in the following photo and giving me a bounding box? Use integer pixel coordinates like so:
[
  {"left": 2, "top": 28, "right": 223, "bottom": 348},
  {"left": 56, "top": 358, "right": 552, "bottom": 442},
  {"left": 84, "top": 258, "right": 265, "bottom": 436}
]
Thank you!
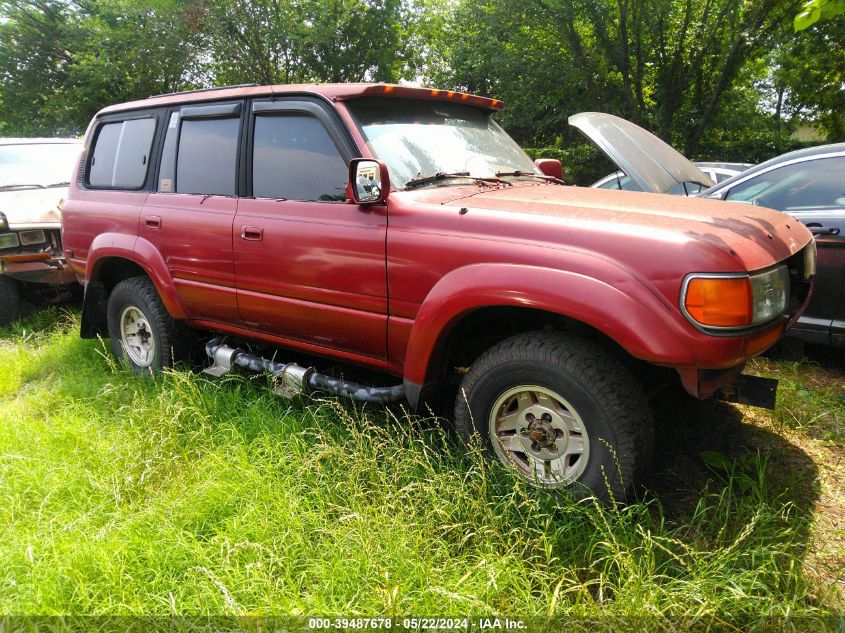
[
  {"left": 252, "top": 114, "right": 348, "bottom": 201},
  {"left": 176, "top": 115, "right": 240, "bottom": 196},
  {"left": 89, "top": 118, "right": 156, "bottom": 188}
]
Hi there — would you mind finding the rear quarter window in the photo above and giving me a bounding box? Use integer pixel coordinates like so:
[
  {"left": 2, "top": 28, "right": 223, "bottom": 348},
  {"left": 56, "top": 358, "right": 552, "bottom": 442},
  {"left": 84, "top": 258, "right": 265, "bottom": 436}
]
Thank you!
[{"left": 88, "top": 118, "right": 156, "bottom": 189}]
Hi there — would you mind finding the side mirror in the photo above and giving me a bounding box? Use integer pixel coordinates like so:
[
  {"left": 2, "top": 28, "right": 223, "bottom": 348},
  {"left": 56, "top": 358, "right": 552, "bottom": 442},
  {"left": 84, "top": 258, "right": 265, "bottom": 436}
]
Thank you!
[
  {"left": 534, "top": 158, "right": 563, "bottom": 181},
  {"left": 349, "top": 158, "right": 390, "bottom": 205}
]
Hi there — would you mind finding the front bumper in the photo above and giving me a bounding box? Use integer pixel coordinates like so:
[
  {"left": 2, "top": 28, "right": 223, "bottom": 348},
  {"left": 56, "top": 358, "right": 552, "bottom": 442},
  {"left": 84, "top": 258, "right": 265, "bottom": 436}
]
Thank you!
[
  {"left": 672, "top": 243, "right": 814, "bottom": 409},
  {"left": 0, "top": 226, "right": 76, "bottom": 286}
]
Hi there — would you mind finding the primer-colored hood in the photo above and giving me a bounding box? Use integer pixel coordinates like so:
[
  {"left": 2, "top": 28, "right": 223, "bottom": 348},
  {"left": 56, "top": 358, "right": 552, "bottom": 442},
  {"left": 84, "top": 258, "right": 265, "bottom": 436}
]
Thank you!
[
  {"left": 0, "top": 186, "right": 67, "bottom": 227},
  {"left": 569, "top": 112, "right": 714, "bottom": 194}
]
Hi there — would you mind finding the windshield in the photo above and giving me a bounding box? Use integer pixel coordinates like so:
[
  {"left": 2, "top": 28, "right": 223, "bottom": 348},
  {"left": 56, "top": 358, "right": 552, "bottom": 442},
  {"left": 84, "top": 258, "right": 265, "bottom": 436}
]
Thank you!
[
  {"left": 346, "top": 98, "right": 537, "bottom": 188},
  {"left": 0, "top": 142, "right": 81, "bottom": 189}
]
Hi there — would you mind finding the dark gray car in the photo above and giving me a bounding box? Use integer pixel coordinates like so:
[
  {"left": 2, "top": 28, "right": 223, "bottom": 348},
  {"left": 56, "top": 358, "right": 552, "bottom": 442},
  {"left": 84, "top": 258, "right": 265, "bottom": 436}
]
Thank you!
[{"left": 701, "top": 144, "right": 845, "bottom": 349}]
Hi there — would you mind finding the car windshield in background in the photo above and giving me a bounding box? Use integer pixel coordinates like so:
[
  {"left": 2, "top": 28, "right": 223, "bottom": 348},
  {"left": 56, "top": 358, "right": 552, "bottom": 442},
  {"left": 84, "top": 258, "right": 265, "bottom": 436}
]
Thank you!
[
  {"left": 0, "top": 143, "right": 81, "bottom": 189},
  {"left": 595, "top": 174, "right": 705, "bottom": 195},
  {"left": 346, "top": 98, "right": 538, "bottom": 188}
]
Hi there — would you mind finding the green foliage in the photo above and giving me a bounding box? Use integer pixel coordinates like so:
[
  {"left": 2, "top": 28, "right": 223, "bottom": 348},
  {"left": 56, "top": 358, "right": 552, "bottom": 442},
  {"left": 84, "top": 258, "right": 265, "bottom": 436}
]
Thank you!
[
  {"left": 0, "top": 0, "right": 841, "bottom": 161},
  {"left": 0, "top": 0, "right": 208, "bottom": 136},
  {"left": 0, "top": 310, "right": 842, "bottom": 624},
  {"left": 795, "top": 0, "right": 845, "bottom": 30},
  {"left": 0, "top": 0, "right": 427, "bottom": 136},
  {"left": 441, "top": 0, "right": 796, "bottom": 156},
  {"left": 769, "top": 13, "right": 845, "bottom": 142},
  {"left": 203, "top": 0, "right": 414, "bottom": 85},
  {"left": 691, "top": 128, "right": 815, "bottom": 164}
]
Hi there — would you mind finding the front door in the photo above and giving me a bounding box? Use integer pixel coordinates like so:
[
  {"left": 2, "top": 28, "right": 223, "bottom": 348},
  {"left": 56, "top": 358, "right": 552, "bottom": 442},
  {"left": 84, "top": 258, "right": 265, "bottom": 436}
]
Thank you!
[{"left": 234, "top": 99, "right": 387, "bottom": 360}]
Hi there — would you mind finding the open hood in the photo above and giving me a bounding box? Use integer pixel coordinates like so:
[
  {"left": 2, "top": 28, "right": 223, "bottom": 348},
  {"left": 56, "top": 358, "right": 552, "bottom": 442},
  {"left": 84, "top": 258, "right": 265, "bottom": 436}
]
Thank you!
[{"left": 569, "top": 112, "right": 714, "bottom": 194}]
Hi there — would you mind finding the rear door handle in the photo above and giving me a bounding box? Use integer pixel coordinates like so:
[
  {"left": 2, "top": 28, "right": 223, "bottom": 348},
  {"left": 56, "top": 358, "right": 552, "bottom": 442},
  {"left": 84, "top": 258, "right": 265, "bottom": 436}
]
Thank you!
[
  {"left": 240, "top": 226, "right": 264, "bottom": 241},
  {"left": 145, "top": 215, "right": 162, "bottom": 229}
]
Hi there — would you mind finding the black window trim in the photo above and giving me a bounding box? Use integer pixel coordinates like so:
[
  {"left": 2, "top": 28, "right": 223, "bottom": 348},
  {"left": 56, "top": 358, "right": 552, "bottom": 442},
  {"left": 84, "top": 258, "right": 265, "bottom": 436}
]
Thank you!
[
  {"left": 181, "top": 103, "right": 242, "bottom": 119},
  {"left": 84, "top": 112, "right": 161, "bottom": 191},
  {"left": 245, "top": 97, "right": 359, "bottom": 200}
]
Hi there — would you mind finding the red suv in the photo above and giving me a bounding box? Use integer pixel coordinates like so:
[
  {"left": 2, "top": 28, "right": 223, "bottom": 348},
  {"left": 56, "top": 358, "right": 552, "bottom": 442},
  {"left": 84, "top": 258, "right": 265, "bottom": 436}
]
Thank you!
[{"left": 62, "top": 83, "right": 815, "bottom": 500}]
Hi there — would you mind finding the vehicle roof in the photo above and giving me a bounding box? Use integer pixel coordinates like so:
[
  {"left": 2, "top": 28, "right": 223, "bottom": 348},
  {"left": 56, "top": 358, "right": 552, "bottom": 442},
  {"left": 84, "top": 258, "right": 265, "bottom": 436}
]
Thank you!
[
  {"left": 702, "top": 143, "right": 845, "bottom": 194},
  {"left": 97, "top": 83, "right": 505, "bottom": 117},
  {"left": 0, "top": 138, "right": 81, "bottom": 145}
]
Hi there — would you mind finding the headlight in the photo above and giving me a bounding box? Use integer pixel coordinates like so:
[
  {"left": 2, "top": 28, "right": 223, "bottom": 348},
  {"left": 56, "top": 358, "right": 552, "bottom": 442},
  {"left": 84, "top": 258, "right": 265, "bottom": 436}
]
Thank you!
[
  {"left": 19, "top": 229, "right": 46, "bottom": 245},
  {"left": 682, "top": 265, "right": 789, "bottom": 330},
  {"left": 0, "top": 232, "right": 20, "bottom": 250}
]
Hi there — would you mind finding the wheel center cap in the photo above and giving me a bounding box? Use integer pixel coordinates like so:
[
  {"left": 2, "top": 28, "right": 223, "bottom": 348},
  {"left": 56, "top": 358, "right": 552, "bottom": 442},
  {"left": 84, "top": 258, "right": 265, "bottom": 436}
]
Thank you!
[{"left": 527, "top": 418, "right": 557, "bottom": 449}]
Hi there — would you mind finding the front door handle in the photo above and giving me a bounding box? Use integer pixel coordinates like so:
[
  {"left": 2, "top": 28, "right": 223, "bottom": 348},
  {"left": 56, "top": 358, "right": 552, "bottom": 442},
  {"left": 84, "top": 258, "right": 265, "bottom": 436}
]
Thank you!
[
  {"left": 145, "top": 215, "right": 162, "bottom": 229},
  {"left": 240, "top": 225, "right": 264, "bottom": 241},
  {"left": 808, "top": 224, "right": 841, "bottom": 236}
]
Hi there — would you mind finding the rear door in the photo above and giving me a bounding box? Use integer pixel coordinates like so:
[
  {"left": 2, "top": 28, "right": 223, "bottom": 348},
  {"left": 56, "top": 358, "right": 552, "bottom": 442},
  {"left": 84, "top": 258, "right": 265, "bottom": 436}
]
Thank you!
[
  {"left": 723, "top": 155, "right": 845, "bottom": 345},
  {"left": 234, "top": 98, "right": 388, "bottom": 360},
  {"left": 143, "top": 101, "right": 244, "bottom": 324}
]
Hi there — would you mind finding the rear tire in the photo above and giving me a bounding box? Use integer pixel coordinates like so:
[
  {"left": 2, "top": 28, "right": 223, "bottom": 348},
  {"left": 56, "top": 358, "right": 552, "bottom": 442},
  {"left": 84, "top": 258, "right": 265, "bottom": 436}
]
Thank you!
[
  {"left": 107, "top": 276, "right": 175, "bottom": 373},
  {"left": 454, "top": 331, "right": 652, "bottom": 502},
  {"left": 0, "top": 276, "right": 22, "bottom": 327}
]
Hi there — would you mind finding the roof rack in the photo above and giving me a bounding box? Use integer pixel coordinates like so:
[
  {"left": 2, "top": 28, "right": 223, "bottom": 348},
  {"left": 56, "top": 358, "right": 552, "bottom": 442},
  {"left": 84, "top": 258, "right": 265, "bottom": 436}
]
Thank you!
[{"left": 147, "top": 83, "right": 260, "bottom": 99}]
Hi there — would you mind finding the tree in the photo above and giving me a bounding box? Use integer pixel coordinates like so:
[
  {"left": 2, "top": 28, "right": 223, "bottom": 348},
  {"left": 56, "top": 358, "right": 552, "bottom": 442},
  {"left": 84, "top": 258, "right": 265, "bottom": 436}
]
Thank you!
[
  {"left": 442, "top": 0, "right": 796, "bottom": 155},
  {"left": 0, "top": 0, "right": 207, "bottom": 136},
  {"left": 770, "top": 12, "right": 845, "bottom": 140},
  {"left": 203, "top": 0, "right": 416, "bottom": 85}
]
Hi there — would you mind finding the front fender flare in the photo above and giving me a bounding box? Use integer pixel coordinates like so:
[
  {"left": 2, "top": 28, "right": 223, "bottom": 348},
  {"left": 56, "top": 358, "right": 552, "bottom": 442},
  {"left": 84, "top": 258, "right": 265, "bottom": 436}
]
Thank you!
[{"left": 401, "top": 262, "right": 695, "bottom": 387}]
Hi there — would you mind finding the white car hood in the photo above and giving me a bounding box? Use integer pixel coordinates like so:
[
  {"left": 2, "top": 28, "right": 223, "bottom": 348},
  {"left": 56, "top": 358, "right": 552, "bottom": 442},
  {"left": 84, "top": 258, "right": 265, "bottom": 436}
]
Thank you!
[
  {"left": 0, "top": 186, "right": 67, "bottom": 227},
  {"left": 569, "top": 112, "right": 715, "bottom": 194}
]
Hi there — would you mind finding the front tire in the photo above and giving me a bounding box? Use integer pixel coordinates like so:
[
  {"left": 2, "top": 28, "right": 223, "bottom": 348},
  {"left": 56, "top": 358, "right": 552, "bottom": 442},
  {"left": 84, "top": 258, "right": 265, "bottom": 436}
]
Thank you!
[
  {"left": 454, "top": 331, "right": 652, "bottom": 501},
  {"left": 107, "top": 276, "right": 175, "bottom": 373}
]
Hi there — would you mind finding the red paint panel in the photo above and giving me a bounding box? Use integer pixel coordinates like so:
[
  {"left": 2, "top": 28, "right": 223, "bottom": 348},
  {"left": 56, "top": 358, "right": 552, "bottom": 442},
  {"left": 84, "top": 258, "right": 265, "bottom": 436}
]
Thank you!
[
  {"left": 233, "top": 198, "right": 388, "bottom": 358},
  {"left": 143, "top": 193, "right": 239, "bottom": 322}
]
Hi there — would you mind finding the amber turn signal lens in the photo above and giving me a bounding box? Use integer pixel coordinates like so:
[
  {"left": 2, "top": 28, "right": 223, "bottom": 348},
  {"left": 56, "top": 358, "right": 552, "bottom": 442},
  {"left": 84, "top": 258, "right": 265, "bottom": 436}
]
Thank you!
[{"left": 684, "top": 276, "right": 753, "bottom": 327}]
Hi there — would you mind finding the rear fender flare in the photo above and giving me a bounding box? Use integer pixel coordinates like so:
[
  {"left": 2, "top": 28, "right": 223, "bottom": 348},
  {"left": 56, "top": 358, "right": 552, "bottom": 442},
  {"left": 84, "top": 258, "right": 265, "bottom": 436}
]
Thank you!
[{"left": 86, "top": 234, "right": 187, "bottom": 319}]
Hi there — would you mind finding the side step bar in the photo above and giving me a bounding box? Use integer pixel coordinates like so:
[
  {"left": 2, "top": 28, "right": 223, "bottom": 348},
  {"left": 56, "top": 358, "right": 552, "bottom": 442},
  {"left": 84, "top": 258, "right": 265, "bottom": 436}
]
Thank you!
[{"left": 203, "top": 337, "right": 406, "bottom": 404}]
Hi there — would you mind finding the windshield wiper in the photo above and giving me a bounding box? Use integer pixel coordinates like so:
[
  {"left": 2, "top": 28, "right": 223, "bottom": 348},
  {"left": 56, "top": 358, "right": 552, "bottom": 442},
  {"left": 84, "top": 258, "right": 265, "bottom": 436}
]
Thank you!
[
  {"left": 495, "top": 170, "right": 566, "bottom": 185},
  {"left": 405, "top": 172, "right": 512, "bottom": 188},
  {"left": 45, "top": 181, "right": 70, "bottom": 188},
  {"left": 0, "top": 184, "right": 48, "bottom": 191}
]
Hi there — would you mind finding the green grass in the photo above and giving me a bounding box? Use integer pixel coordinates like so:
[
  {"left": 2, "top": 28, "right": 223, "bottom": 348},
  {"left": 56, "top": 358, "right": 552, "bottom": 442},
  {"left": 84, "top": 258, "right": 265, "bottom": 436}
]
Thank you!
[{"left": 0, "top": 309, "right": 842, "bottom": 630}]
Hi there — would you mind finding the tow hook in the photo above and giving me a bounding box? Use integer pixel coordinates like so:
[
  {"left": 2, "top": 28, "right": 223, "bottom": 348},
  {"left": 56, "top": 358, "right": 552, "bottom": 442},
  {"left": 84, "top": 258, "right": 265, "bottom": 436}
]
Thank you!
[{"left": 203, "top": 337, "right": 406, "bottom": 404}]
